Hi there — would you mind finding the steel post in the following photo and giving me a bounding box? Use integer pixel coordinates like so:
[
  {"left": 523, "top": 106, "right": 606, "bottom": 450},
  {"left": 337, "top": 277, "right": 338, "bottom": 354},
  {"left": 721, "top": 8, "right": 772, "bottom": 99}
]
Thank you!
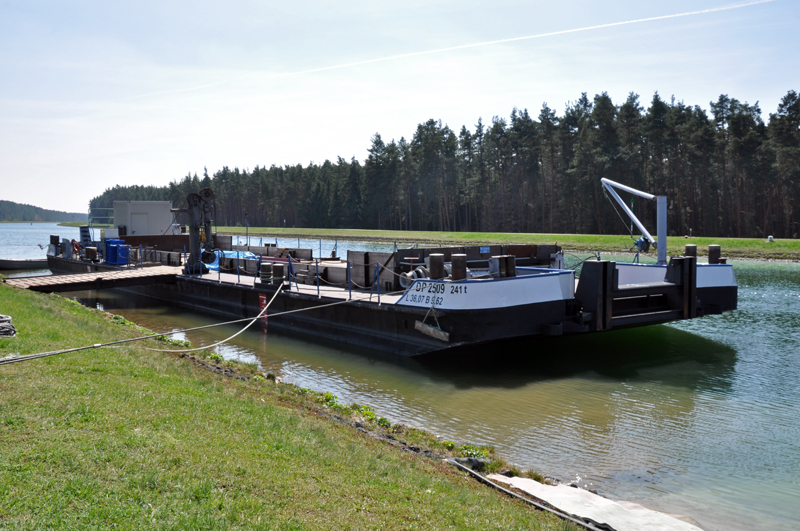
[{"left": 657, "top": 195, "right": 667, "bottom": 265}]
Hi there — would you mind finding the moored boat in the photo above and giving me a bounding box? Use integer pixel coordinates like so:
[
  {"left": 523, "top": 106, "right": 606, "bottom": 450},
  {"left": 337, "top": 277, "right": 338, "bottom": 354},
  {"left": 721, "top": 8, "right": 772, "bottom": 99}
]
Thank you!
[
  {"left": 0, "top": 258, "right": 48, "bottom": 270},
  {"left": 40, "top": 183, "right": 738, "bottom": 356}
]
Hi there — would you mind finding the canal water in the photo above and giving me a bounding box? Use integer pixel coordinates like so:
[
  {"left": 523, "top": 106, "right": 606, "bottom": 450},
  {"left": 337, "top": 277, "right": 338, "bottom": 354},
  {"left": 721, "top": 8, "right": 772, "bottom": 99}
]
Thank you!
[{"left": 2, "top": 224, "right": 798, "bottom": 530}]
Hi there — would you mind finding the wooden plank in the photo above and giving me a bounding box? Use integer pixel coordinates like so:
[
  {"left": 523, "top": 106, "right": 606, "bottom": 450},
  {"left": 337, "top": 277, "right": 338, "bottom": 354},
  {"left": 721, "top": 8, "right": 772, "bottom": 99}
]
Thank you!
[
  {"left": 5, "top": 266, "right": 182, "bottom": 292},
  {"left": 414, "top": 320, "right": 450, "bottom": 342}
]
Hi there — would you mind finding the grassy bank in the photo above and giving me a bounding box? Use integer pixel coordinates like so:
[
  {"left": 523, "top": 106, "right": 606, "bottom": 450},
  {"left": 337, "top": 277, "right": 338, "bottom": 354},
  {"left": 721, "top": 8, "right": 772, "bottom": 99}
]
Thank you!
[
  {"left": 0, "top": 283, "right": 575, "bottom": 530},
  {"left": 57, "top": 222, "right": 111, "bottom": 228},
  {"left": 217, "top": 226, "right": 800, "bottom": 260}
]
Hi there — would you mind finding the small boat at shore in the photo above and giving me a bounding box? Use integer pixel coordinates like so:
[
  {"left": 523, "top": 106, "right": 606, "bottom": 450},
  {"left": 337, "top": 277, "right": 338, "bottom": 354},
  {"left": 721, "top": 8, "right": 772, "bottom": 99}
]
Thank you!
[{"left": 0, "top": 258, "right": 49, "bottom": 270}]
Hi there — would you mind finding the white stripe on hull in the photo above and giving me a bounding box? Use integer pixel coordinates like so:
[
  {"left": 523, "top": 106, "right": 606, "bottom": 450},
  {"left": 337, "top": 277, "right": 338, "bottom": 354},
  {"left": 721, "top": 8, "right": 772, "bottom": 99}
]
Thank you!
[
  {"left": 395, "top": 270, "right": 574, "bottom": 311},
  {"left": 615, "top": 262, "right": 736, "bottom": 288}
]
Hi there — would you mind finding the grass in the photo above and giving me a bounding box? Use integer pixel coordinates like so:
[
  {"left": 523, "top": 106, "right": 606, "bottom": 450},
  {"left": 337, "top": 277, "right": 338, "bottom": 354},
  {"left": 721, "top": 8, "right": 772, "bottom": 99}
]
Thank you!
[
  {"left": 0, "top": 283, "right": 572, "bottom": 530},
  {"left": 57, "top": 222, "right": 111, "bottom": 228},
  {"left": 215, "top": 227, "right": 800, "bottom": 260}
]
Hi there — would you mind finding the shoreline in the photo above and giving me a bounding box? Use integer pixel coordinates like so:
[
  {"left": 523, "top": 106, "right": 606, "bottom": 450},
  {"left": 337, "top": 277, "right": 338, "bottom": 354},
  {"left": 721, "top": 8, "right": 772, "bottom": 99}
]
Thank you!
[
  {"left": 215, "top": 226, "right": 800, "bottom": 261},
  {"left": 0, "top": 283, "right": 577, "bottom": 529},
  {"left": 1, "top": 279, "right": 712, "bottom": 530}
]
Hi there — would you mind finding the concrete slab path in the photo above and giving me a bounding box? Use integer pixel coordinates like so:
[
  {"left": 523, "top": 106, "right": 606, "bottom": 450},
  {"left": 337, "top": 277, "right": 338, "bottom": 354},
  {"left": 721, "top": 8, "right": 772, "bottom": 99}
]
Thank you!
[{"left": 487, "top": 474, "right": 702, "bottom": 531}]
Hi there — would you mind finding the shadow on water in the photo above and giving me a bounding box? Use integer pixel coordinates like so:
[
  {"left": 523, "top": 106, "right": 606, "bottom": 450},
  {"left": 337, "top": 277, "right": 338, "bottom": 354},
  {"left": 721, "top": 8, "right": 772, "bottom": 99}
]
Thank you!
[
  {"left": 68, "top": 288, "right": 737, "bottom": 395},
  {"left": 409, "top": 325, "right": 738, "bottom": 392}
]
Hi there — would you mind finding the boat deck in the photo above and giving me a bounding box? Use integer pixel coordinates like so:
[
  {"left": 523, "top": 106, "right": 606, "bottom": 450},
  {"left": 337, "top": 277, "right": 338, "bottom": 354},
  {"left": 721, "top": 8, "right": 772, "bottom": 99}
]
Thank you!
[{"left": 185, "top": 271, "right": 407, "bottom": 304}]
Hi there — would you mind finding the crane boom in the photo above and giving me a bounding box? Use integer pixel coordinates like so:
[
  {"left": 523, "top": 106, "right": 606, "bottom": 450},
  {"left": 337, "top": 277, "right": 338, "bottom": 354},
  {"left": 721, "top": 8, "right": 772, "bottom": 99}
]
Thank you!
[{"left": 601, "top": 178, "right": 667, "bottom": 265}]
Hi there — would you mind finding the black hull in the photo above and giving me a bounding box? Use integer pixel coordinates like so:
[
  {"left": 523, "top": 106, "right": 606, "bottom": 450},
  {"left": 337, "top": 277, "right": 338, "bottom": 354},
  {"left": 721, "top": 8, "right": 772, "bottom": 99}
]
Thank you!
[
  {"left": 131, "top": 277, "right": 572, "bottom": 357},
  {"left": 47, "top": 255, "right": 738, "bottom": 357}
]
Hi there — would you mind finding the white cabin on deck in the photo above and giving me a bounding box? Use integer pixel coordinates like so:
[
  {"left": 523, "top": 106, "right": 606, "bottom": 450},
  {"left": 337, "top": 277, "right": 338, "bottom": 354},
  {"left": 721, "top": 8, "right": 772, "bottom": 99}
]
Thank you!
[{"left": 113, "top": 201, "right": 175, "bottom": 236}]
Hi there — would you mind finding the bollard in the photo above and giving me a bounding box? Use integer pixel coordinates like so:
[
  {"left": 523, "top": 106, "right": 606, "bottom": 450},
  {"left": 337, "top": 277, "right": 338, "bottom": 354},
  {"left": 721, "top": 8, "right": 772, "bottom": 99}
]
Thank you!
[
  {"left": 451, "top": 254, "right": 467, "bottom": 280},
  {"left": 685, "top": 244, "right": 697, "bottom": 257},
  {"left": 429, "top": 253, "right": 445, "bottom": 279},
  {"left": 505, "top": 255, "right": 516, "bottom": 278},
  {"left": 708, "top": 245, "right": 721, "bottom": 264},
  {"left": 260, "top": 262, "right": 273, "bottom": 284},
  {"left": 272, "top": 263, "right": 285, "bottom": 285}
]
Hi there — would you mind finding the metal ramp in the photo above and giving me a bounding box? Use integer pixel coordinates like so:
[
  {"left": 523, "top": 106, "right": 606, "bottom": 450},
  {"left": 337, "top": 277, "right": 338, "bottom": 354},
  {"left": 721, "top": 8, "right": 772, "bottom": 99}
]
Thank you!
[{"left": 575, "top": 257, "right": 697, "bottom": 331}]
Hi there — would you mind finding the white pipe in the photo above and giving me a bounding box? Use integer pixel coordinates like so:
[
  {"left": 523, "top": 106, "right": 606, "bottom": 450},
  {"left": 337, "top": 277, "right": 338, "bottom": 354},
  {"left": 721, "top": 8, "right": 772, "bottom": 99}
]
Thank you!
[
  {"left": 601, "top": 178, "right": 656, "bottom": 200},
  {"left": 601, "top": 178, "right": 668, "bottom": 265},
  {"left": 601, "top": 181, "right": 655, "bottom": 244}
]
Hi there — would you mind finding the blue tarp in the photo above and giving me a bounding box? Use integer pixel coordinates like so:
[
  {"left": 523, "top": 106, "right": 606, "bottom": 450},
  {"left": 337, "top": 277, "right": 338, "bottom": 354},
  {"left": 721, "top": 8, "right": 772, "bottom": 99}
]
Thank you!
[{"left": 204, "top": 250, "right": 257, "bottom": 271}]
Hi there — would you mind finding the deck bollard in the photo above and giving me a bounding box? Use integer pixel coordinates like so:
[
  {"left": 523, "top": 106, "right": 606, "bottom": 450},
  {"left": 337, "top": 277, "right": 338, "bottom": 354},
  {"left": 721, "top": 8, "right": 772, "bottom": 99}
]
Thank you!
[
  {"left": 451, "top": 254, "right": 467, "bottom": 280},
  {"left": 708, "top": 245, "right": 721, "bottom": 264},
  {"left": 429, "top": 254, "right": 445, "bottom": 279}
]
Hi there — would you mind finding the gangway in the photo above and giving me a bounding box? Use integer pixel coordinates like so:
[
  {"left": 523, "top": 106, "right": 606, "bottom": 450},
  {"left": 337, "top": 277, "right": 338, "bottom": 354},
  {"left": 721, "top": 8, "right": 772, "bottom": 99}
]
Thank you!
[{"left": 3, "top": 266, "right": 181, "bottom": 293}]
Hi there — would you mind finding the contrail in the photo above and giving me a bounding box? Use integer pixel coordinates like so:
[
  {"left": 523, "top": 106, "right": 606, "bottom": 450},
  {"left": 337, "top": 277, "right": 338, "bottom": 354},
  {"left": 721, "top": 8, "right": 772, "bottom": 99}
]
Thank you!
[
  {"left": 276, "top": 0, "right": 776, "bottom": 78},
  {"left": 127, "top": 0, "right": 774, "bottom": 99}
]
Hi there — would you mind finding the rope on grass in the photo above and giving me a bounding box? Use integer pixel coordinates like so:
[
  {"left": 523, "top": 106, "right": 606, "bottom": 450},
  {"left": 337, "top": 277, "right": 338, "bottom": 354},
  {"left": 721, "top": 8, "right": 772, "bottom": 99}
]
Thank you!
[{"left": 0, "top": 286, "right": 410, "bottom": 366}]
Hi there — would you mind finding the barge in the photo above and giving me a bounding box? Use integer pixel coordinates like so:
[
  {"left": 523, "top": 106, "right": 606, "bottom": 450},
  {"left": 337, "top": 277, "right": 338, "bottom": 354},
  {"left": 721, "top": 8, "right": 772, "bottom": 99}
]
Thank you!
[{"left": 43, "top": 184, "right": 737, "bottom": 356}]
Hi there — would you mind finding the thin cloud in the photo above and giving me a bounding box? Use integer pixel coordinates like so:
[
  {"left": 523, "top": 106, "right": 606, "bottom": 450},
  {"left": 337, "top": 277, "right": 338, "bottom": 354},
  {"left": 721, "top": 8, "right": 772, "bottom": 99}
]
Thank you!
[
  {"left": 277, "top": 0, "right": 777, "bottom": 77},
  {"left": 129, "top": 0, "right": 776, "bottom": 99}
]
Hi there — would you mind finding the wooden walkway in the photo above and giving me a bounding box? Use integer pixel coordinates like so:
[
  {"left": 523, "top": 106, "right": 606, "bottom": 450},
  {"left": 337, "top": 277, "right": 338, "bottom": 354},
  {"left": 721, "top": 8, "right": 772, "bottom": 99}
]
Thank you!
[{"left": 3, "top": 266, "right": 182, "bottom": 293}]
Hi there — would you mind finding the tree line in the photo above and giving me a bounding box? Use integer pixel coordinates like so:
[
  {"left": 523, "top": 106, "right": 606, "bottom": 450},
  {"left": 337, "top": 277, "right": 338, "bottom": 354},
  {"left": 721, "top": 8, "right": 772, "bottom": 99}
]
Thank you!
[
  {"left": 90, "top": 90, "right": 800, "bottom": 239},
  {"left": 0, "top": 200, "right": 88, "bottom": 223}
]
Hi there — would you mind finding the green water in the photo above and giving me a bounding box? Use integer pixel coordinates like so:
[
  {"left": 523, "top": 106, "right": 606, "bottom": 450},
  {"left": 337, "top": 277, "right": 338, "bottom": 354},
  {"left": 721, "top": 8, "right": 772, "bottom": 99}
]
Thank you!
[{"left": 67, "top": 259, "right": 800, "bottom": 531}]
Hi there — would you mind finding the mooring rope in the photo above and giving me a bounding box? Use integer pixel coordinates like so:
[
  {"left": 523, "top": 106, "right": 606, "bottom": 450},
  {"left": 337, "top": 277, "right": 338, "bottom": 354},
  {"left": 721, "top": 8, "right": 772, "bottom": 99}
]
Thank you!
[
  {"left": 143, "top": 284, "right": 283, "bottom": 353},
  {"left": 0, "top": 285, "right": 410, "bottom": 366}
]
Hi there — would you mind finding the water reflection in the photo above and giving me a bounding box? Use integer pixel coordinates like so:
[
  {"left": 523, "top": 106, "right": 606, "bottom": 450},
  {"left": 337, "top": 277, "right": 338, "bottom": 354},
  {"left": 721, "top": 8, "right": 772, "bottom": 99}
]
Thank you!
[{"left": 413, "top": 326, "right": 737, "bottom": 392}]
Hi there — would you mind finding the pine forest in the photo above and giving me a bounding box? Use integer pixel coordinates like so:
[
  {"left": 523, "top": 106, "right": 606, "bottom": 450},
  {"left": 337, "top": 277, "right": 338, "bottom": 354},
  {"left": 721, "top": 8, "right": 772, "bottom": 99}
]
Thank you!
[{"left": 89, "top": 90, "right": 800, "bottom": 239}]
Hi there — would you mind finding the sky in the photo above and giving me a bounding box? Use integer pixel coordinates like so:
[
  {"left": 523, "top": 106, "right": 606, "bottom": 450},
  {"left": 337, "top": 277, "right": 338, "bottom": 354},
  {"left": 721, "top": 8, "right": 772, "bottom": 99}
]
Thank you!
[{"left": 0, "top": 0, "right": 797, "bottom": 212}]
